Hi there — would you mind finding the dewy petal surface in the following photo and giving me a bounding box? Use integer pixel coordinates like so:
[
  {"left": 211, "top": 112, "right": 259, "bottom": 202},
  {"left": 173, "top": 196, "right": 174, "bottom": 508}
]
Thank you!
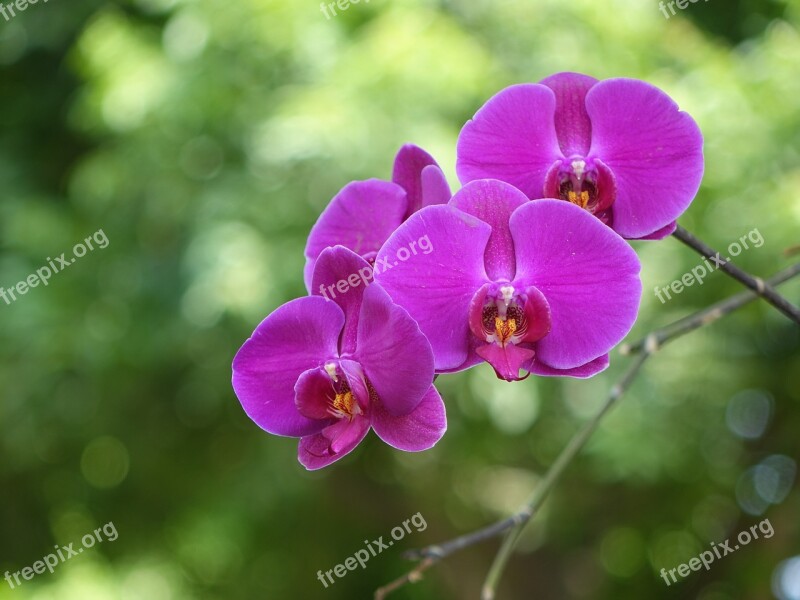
[
  {"left": 354, "top": 284, "right": 434, "bottom": 416},
  {"left": 232, "top": 296, "right": 344, "bottom": 437},
  {"left": 586, "top": 78, "right": 704, "bottom": 238},
  {"left": 375, "top": 205, "right": 491, "bottom": 371},
  {"left": 539, "top": 72, "right": 598, "bottom": 156},
  {"left": 510, "top": 200, "right": 641, "bottom": 369},
  {"left": 392, "top": 144, "right": 450, "bottom": 215},
  {"left": 304, "top": 179, "right": 408, "bottom": 289},
  {"left": 456, "top": 84, "right": 563, "bottom": 198},
  {"left": 371, "top": 385, "right": 447, "bottom": 452},
  {"left": 311, "top": 246, "right": 373, "bottom": 355},
  {"left": 449, "top": 179, "right": 529, "bottom": 281}
]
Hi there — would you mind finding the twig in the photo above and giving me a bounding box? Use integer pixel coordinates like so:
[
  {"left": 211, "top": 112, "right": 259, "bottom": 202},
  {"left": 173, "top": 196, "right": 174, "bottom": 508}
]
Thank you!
[
  {"left": 374, "top": 354, "right": 649, "bottom": 600},
  {"left": 672, "top": 225, "right": 800, "bottom": 324},
  {"left": 374, "top": 557, "right": 436, "bottom": 600},
  {"left": 480, "top": 353, "right": 649, "bottom": 599},
  {"left": 620, "top": 262, "right": 800, "bottom": 356}
]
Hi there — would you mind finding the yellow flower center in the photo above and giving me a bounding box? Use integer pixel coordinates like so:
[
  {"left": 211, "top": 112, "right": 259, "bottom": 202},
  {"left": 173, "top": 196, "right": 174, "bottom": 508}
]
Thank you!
[
  {"left": 494, "top": 316, "right": 518, "bottom": 345},
  {"left": 567, "top": 190, "right": 590, "bottom": 209},
  {"left": 331, "top": 391, "right": 356, "bottom": 420}
]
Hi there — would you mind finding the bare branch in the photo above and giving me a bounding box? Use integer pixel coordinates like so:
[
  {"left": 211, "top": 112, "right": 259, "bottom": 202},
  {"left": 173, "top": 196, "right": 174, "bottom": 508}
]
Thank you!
[{"left": 672, "top": 225, "right": 800, "bottom": 324}]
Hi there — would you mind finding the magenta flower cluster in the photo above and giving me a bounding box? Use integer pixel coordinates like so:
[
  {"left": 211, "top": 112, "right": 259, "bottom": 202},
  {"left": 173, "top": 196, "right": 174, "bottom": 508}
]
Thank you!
[{"left": 232, "top": 72, "right": 704, "bottom": 469}]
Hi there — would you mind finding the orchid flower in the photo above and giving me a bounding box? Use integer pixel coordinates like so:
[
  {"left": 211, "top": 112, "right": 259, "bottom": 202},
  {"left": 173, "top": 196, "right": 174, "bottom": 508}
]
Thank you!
[
  {"left": 304, "top": 144, "right": 451, "bottom": 288},
  {"left": 456, "top": 72, "right": 704, "bottom": 240},
  {"left": 374, "top": 179, "right": 642, "bottom": 381},
  {"left": 233, "top": 247, "right": 446, "bottom": 469}
]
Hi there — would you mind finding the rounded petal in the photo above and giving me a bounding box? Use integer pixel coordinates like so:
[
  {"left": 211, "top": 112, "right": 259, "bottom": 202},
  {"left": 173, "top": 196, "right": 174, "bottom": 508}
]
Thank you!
[
  {"left": 311, "top": 246, "right": 374, "bottom": 355},
  {"left": 392, "top": 144, "right": 450, "bottom": 215},
  {"left": 304, "top": 179, "right": 408, "bottom": 290},
  {"left": 232, "top": 296, "right": 344, "bottom": 437},
  {"left": 527, "top": 353, "right": 609, "bottom": 378},
  {"left": 539, "top": 72, "right": 598, "bottom": 156},
  {"left": 354, "top": 283, "right": 435, "bottom": 416},
  {"left": 450, "top": 179, "right": 530, "bottom": 281},
  {"left": 510, "top": 200, "right": 641, "bottom": 369},
  {"left": 586, "top": 79, "right": 704, "bottom": 238},
  {"left": 371, "top": 385, "right": 447, "bottom": 452},
  {"left": 298, "top": 415, "right": 371, "bottom": 470},
  {"left": 456, "top": 84, "right": 563, "bottom": 198},
  {"left": 374, "top": 205, "right": 491, "bottom": 371},
  {"left": 420, "top": 164, "right": 452, "bottom": 208}
]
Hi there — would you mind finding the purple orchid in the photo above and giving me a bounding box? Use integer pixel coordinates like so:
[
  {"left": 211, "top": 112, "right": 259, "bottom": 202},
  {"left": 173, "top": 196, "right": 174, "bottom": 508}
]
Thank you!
[
  {"left": 232, "top": 246, "right": 446, "bottom": 470},
  {"left": 304, "top": 144, "right": 451, "bottom": 289},
  {"left": 456, "top": 72, "right": 704, "bottom": 240},
  {"left": 373, "top": 179, "right": 642, "bottom": 381}
]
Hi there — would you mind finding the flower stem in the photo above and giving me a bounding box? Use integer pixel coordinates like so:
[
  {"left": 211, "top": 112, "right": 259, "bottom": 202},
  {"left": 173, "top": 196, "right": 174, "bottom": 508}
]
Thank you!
[
  {"left": 621, "top": 262, "right": 800, "bottom": 356},
  {"left": 480, "top": 352, "right": 649, "bottom": 599},
  {"left": 671, "top": 225, "right": 800, "bottom": 324}
]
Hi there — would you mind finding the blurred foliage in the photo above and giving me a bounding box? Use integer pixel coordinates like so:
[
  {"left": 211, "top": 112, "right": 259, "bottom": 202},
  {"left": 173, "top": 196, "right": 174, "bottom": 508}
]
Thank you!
[{"left": 1, "top": 0, "right": 799, "bottom": 599}]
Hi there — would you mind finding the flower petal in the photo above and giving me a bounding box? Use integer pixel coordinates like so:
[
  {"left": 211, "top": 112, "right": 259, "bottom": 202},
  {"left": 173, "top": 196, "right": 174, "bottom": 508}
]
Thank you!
[
  {"left": 456, "top": 84, "right": 563, "bottom": 198},
  {"left": 371, "top": 385, "right": 447, "bottom": 452},
  {"left": 354, "top": 283, "right": 435, "bottom": 416},
  {"left": 304, "top": 179, "right": 408, "bottom": 290},
  {"left": 311, "top": 246, "right": 374, "bottom": 355},
  {"left": 526, "top": 353, "right": 609, "bottom": 378},
  {"left": 539, "top": 72, "right": 598, "bottom": 156},
  {"left": 375, "top": 205, "right": 491, "bottom": 371},
  {"left": 420, "top": 164, "right": 452, "bottom": 208},
  {"left": 510, "top": 200, "right": 641, "bottom": 369},
  {"left": 586, "top": 78, "right": 704, "bottom": 238},
  {"left": 450, "top": 179, "right": 530, "bottom": 281},
  {"left": 232, "top": 296, "right": 344, "bottom": 437},
  {"left": 632, "top": 220, "right": 677, "bottom": 241},
  {"left": 392, "top": 144, "right": 450, "bottom": 215},
  {"left": 298, "top": 415, "right": 371, "bottom": 470}
]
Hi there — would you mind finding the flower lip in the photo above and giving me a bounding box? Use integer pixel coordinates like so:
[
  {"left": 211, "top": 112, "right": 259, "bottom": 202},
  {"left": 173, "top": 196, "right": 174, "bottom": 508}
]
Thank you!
[{"left": 468, "top": 283, "right": 552, "bottom": 380}]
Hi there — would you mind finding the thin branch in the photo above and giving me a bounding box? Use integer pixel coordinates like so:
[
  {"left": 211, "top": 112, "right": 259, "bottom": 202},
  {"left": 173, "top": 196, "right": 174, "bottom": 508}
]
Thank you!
[
  {"left": 374, "top": 558, "right": 436, "bottom": 600},
  {"left": 403, "top": 514, "right": 528, "bottom": 562},
  {"left": 620, "top": 262, "right": 800, "bottom": 356},
  {"left": 374, "top": 355, "right": 649, "bottom": 600},
  {"left": 480, "top": 352, "right": 650, "bottom": 600},
  {"left": 672, "top": 225, "right": 800, "bottom": 324}
]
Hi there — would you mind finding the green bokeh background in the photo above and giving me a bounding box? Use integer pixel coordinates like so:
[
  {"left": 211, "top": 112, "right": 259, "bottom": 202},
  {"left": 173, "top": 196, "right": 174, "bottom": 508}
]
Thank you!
[{"left": 1, "top": 0, "right": 799, "bottom": 598}]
